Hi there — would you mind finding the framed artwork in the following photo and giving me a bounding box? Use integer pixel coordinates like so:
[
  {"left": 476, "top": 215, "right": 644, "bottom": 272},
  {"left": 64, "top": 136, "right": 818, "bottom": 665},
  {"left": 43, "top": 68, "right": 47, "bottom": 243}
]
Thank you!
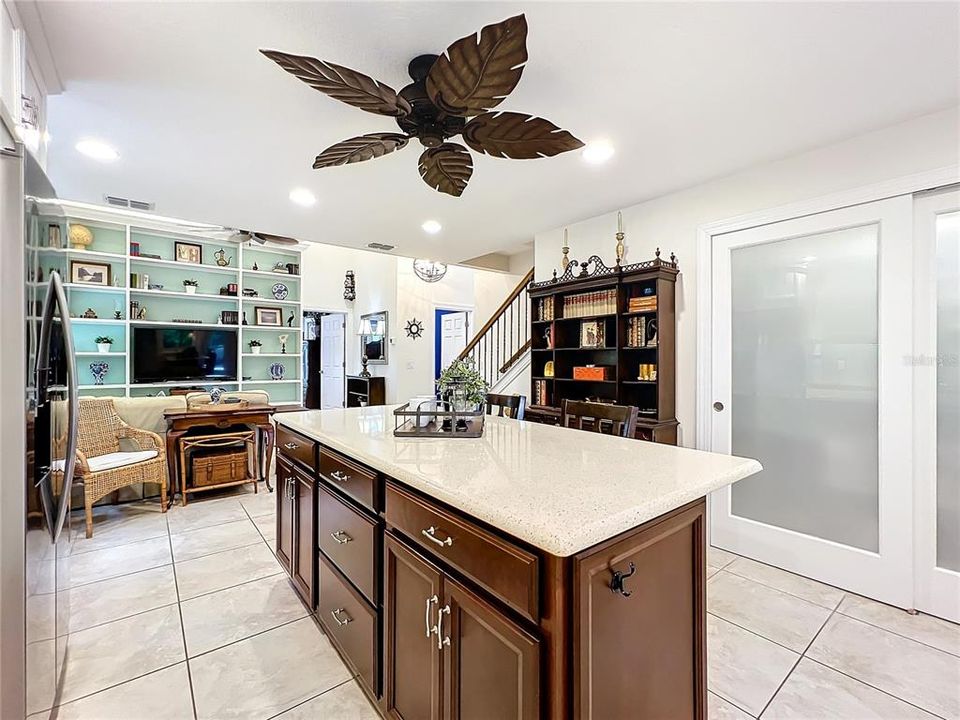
[
  {"left": 255, "top": 306, "right": 283, "bottom": 326},
  {"left": 174, "top": 241, "right": 203, "bottom": 264},
  {"left": 580, "top": 320, "right": 604, "bottom": 348},
  {"left": 69, "top": 260, "right": 112, "bottom": 286}
]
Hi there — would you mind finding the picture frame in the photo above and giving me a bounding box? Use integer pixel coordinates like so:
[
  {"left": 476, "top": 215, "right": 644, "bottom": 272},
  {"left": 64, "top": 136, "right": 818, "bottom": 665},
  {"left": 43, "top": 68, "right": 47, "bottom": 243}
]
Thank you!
[
  {"left": 580, "top": 320, "right": 604, "bottom": 348},
  {"left": 255, "top": 306, "right": 283, "bottom": 326},
  {"left": 174, "top": 241, "right": 203, "bottom": 265},
  {"left": 70, "top": 260, "right": 112, "bottom": 287}
]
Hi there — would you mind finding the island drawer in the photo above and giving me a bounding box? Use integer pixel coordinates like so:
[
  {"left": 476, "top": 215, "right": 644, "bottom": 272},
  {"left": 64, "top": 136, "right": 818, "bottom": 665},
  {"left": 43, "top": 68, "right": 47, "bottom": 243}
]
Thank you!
[
  {"left": 277, "top": 426, "right": 317, "bottom": 471},
  {"left": 318, "top": 555, "right": 377, "bottom": 694},
  {"left": 319, "top": 448, "right": 377, "bottom": 512},
  {"left": 385, "top": 481, "right": 539, "bottom": 622},
  {"left": 318, "top": 483, "right": 377, "bottom": 604}
]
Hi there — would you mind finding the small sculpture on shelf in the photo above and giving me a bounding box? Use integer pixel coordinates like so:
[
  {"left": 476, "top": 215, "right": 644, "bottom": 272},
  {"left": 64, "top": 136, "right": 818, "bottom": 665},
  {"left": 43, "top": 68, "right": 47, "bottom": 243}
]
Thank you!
[
  {"left": 81, "top": 308, "right": 98, "bottom": 319},
  {"left": 252, "top": 262, "right": 259, "bottom": 271},
  {"left": 89, "top": 362, "right": 109, "bottom": 386},
  {"left": 278, "top": 334, "right": 289, "bottom": 354},
  {"left": 242, "top": 311, "right": 249, "bottom": 326},
  {"left": 69, "top": 224, "right": 93, "bottom": 250},
  {"left": 286, "top": 311, "right": 295, "bottom": 327},
  {"left": 213, "top": 248, "right": 232, "bottom": 267}
]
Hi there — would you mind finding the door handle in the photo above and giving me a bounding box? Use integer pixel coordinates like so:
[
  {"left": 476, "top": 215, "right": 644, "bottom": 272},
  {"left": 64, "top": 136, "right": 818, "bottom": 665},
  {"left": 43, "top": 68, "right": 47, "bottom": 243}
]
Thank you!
[
  {"left": 329, "top": 530, "right": 352, "bottom": 545},
  {"left": 421, "top": 526, "right": 453, "bottom": 548},
  {"left": 713, "top": 401, "right": 724, "bottom": 412},
  {"left": 330, "top": 608, "right": 352, "bottom": 627},
  {"left": 424, "top": 594, "right": 438, "bottom": 637},
  {"left": 436, "top": 604, "right": 451, "bottom": 650}
]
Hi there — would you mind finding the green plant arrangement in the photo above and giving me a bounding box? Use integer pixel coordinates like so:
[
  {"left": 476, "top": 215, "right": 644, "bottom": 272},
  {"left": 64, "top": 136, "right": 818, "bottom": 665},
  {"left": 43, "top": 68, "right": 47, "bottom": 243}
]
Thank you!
[
  {"left": 183, "top": 278, "right": 199, "bottom": 294},
  {"left": 95, "top": 336, "right": 114, "bottom": 344},
  {"left": 248, "top": 339, "right": 262, "bottom": 347},
  {"left": 437, "top": 357, "right": 488, "bottom": 411}
]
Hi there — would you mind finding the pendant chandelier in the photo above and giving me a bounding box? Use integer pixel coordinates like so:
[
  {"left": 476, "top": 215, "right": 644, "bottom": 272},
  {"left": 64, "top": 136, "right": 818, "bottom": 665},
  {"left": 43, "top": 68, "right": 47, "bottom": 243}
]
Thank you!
[{"left": 413, "top": 258, "right": 447, "bottom": 283}]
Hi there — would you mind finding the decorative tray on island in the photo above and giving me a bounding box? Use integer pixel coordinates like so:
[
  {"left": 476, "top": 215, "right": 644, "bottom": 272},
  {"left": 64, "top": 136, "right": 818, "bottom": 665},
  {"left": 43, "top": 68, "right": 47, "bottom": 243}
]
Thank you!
[{"left": 393, "top": 402, "right": 485, "bottom": 438}]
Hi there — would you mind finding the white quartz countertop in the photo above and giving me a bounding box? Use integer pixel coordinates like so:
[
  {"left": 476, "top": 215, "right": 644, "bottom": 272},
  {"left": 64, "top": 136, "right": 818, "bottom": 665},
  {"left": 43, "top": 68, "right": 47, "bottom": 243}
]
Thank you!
[{"left": 278, "top": 406, "right": 761, "bottom": 557}]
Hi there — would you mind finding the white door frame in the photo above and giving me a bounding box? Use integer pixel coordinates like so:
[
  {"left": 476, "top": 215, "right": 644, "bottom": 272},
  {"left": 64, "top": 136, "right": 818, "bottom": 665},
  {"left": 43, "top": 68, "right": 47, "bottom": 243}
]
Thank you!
[
  {"left": 303, "top": 307, "right": 346, "bottom": 409},
  {"left": 913, "top": 187, "right": 960, "bottom": 622}
]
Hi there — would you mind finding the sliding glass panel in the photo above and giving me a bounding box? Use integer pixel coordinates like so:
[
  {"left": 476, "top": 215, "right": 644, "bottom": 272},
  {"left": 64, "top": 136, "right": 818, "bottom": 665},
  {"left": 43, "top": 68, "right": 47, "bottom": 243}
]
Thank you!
[
  {"left": 937, "top": 211, "right": 960, "bottom": 571},
  {"left": 729, "top": 225, "right": 880, "bottom": 551}
]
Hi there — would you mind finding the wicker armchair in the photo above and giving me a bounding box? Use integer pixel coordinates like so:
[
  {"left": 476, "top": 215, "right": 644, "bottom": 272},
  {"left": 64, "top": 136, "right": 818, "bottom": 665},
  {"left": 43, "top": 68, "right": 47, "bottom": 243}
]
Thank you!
[{"left": 75, "top": 398, "right": 168, "bottom": 537}]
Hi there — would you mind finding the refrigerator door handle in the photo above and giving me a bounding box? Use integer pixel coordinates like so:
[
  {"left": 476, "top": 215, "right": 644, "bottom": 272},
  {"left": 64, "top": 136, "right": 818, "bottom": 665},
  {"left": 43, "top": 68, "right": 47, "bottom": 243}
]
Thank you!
[{"left": 35, "top": 271, "right": 78, "bottom": 543}]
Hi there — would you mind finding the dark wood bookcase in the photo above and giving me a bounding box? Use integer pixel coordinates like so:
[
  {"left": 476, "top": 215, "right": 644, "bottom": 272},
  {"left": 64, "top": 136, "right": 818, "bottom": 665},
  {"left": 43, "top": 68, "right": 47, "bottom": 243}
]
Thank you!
[
  {"left": 526, "top": 253, "right": 679, "bottom": 444},
  {"left": 346, "top": 375, "right": 386, "bottom": 408}
]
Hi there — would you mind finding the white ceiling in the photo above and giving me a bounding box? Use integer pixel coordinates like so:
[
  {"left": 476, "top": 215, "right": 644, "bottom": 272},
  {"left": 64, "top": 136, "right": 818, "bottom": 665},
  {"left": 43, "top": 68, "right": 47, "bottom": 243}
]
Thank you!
[{"left": 37, "top": 1, "right": 959, "bottom": 263}]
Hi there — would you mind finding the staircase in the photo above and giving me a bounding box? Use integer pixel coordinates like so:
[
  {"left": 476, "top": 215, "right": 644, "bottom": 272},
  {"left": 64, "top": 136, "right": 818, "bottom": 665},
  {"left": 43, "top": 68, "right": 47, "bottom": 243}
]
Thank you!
[{"left": 457, "top": 268, "right": 534, "bottom": 391}]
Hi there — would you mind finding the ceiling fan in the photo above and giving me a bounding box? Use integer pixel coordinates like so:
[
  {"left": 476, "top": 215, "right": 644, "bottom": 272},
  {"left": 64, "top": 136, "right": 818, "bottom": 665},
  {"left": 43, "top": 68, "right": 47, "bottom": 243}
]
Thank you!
[
  {"left": 183, "top": 227, "right": 301, "bottom": 247},
  {"left": 260, "top": 14, "right": 583, "bottom": 197}
]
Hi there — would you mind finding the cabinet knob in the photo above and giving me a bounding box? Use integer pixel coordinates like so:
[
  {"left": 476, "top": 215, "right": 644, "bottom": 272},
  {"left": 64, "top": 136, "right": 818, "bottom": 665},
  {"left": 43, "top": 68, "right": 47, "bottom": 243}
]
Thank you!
[
  {"left": 421, "top": 526, "right": 453, "bottom": 548},
  {"left": 330, "top": 608, "right": 353, "bottom": 627}
]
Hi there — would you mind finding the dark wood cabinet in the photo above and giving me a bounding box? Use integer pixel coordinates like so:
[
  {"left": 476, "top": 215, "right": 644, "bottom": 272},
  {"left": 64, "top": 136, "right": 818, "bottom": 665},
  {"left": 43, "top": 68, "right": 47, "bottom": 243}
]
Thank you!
[
  {"left": 346, "top": 375, "right": 386, "bottom": 407},
  {"left": 384, "top": 533, "right": 540, "bottom": 720},
  {"left": 442, "top": 575, "right": 540, "bottom": 720},
  {"left": 384, "top": 534, "right": 443, "bottom": 720},
  {"left": 275, "top": 455, "right": 316, "bottom": 607}
]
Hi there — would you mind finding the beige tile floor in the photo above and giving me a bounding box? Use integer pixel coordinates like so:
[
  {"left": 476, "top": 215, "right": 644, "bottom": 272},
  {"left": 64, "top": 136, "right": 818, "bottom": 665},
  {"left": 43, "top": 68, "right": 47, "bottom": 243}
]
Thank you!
[{"left": 26, "top": 488, "right": 960, "bottom": 719}]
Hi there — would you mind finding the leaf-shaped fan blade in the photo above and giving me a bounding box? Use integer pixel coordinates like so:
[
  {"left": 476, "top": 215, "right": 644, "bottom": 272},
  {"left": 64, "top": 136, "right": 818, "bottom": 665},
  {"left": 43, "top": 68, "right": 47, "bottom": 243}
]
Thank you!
[
  {"left": 418, "top": 143, "right": 474, "bottom": 197},
  {"left": 250, "top": 232, "right": 300, "bottom": 246},
  {"left": 461, "top": 112, "right": 584, "bottom": 159},
  {"left": 260, "top": 49, "right": 411, "bottom": 117},
  {"left": 426, "top": 14, "right": 528, "bottom": 117},
  {"left": 313, "top": 133, "right": 410, "bottom": 169}
]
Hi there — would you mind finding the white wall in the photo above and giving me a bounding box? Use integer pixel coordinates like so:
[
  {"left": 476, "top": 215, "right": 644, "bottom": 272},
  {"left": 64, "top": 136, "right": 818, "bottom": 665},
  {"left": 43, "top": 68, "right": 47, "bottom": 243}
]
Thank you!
[
  {"left": 300, "top": 242, "right": 522, "bottom": 405},
  {"left": 534, "top": 107, "right": 959, "bottom": 447}
]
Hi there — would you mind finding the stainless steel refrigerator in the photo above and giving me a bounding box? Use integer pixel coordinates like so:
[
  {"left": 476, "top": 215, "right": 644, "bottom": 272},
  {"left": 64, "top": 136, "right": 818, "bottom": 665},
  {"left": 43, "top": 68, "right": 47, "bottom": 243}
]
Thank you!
[{"left": 1, "top": 113, "right": 79, "bottom": 719}]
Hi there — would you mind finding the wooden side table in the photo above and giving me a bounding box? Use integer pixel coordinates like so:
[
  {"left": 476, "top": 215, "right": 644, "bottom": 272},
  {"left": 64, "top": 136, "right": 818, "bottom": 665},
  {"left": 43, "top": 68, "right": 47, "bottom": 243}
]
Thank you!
[{"left": 164, "top": 404, "right": 276, "bottom": 508}]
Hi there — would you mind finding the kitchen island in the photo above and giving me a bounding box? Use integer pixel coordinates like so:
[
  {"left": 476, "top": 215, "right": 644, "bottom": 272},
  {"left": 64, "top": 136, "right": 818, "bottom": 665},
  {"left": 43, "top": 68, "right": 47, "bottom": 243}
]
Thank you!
[{"left": 274, "top": 406, "right": 760, "bottom": 720}]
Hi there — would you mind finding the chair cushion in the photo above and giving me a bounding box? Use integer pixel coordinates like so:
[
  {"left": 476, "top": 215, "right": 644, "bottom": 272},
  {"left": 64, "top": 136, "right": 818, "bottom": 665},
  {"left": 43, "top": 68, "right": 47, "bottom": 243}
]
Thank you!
[{"left": 53, "top": 450, "right": 159, "bottom": 473}]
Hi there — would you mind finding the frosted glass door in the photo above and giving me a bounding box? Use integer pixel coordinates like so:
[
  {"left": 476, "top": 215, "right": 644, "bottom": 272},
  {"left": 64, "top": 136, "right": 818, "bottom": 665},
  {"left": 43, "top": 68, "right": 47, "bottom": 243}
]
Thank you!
[
  {"left": 711, "top": 197, "right": 913, "bottom": 608},
  {"left": 914, "top": 189, "right": 960, "bottom": 622}
]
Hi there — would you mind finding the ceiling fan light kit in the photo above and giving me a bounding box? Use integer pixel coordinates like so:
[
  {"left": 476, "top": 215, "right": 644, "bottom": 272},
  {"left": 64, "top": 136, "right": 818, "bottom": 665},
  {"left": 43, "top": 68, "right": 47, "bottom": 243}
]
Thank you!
[{"left": 261, "top": 13, "right": 583, "bottom": 197}]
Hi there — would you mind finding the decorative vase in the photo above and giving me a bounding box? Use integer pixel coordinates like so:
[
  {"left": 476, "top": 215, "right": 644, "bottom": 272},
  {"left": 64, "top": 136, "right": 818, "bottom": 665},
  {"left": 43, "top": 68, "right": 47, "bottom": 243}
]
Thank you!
[
  {"left": 97, "top": 343, "right": 112, "bottom": 354},
  {"left": 269, "top": 362, "right": 285, "bottom": 381},
  {"left": 89, "top": 362, "right": 109, "bottom": 385},
  {"left": 185, "top": 285, "right": 196, "bottom": 295},
  {"left": 251, "top": 346, "right": 261, "bottom": 355}
]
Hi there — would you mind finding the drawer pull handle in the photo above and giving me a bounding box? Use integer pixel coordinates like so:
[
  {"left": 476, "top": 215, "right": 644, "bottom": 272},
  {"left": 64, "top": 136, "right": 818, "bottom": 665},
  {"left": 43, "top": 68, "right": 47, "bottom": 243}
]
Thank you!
[
  {"left": 436, "top": 604, "right": 451, "bottom": 650},
  {"left": 421, "top": 526, "right": 453, "bottom": 548},
  {"left": 283, "top": 442, "right": 299, "bottom": 450},
  {"left": 330, "top": 470, "right": 351, "bottom": 482},
  {"left": 330, "top": 608, "right": 353, "bottom": 627},
  {"left": 424, "top": 594, "right": 438, "bottom": 638},
  {"left": 329, "top": 530, "right": 352, "bottom": 545}
]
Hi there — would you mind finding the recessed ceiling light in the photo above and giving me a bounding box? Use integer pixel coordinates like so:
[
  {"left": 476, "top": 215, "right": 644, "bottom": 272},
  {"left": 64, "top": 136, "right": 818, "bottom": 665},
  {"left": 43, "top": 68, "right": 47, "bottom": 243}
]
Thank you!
[
  {"left": 75, "top": 138, "right": 120, "bottom": 162},
  {"left": 289, "top": 187, "right": 317, "bottom": 207},
  {"left": 582, "top": 140, "right": 614, "bottom": 165},
  {"left": 422, "top": 220, "right": 442, "bottom": 234}
]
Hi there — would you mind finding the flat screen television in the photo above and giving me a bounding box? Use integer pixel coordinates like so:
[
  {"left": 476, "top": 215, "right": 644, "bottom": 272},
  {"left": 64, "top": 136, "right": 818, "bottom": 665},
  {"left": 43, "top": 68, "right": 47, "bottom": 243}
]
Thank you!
[{"left": 132, "top": 327, "right": 238, "bottom": 383}]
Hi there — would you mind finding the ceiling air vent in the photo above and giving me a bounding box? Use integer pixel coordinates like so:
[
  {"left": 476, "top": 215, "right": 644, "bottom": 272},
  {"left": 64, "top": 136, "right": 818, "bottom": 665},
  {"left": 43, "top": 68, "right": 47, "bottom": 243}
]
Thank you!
[
  {"left": 104, "top": 195, "right": 155, "bottom": 212},
  {"left": 367, "top": 242, "right": 395, "bottom": 251}
]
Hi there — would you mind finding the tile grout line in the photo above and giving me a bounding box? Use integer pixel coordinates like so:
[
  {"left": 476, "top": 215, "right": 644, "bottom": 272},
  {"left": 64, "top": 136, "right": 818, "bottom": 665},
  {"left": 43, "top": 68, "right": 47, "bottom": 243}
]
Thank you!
[
  {"left": 709, "top": 690, "right": 757, "bottom": 719},
  {"left": 264, "top": 676, "right": 359, "bottom": 720},
  {"left": 721, "top": 565, "right": 845, "bottom": 611},
  {"left": 831, "top": 607, "right": 960, "bottom": 659},
  {"left": 186, "top": 613, "right": 312, "bottom": 662},
  {"left": 165, "top": 508, "right": 200, "bottom": 720},
  {"left": 755, "top": 600, "right": 840, "bottom": 718}
]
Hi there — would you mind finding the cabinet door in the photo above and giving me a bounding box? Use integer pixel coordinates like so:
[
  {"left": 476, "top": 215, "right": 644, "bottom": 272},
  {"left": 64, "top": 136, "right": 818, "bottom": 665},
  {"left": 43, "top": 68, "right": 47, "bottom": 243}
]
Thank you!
[
  {"left": 574, "top": 500, "right": 706, "bottom": 719},
  {"left": 384, "top": 533, "right": 442, "bottom": 720},
  {"left": 291, "top": 469, "right": 316, "bottom": 607},
  {"left": 275, "top": 457, "right": 295, "bottom": 575},
  {"left": 440, "top": 576, "right": 540, "bottom": 720}
]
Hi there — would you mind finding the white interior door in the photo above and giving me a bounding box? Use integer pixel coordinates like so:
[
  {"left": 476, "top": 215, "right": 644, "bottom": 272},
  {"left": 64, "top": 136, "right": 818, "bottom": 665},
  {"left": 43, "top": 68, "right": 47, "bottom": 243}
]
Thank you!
[
  {"left": 440, "top": 311, "right": 469, "bottom": 371},
  {"left": 914, "top": 187, "right": 960, "bottom": 622},
  {"left": 320, "top": 314, "right": 345, "bottom": 409},
  {"left": 710, "top": 196, "right": 914, "bottom": 608}
]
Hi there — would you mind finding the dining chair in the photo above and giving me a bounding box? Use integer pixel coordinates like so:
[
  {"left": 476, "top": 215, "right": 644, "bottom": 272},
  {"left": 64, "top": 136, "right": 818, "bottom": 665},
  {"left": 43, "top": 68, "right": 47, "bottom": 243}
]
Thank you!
[
  {"left": 560, "top": 399, "right": 638, "bottom": 438},
  {"left": 485, "top": 393, "right": 527, "bottom": 420}
]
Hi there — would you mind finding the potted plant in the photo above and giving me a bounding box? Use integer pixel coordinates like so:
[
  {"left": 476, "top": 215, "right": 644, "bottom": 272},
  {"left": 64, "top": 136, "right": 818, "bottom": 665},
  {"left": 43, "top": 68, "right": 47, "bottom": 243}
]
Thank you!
[
  {"left": 249, "top": 339, "right": 262, "bottom": 355},
  {"left": 95, "top": 336, "right": 114, "bottom": 354},
  {"left": 182, "top": 278, "right": 199, "bottom": 295},
  {"left": 437, "top": 357, "right": 489, "bottom": 414}
]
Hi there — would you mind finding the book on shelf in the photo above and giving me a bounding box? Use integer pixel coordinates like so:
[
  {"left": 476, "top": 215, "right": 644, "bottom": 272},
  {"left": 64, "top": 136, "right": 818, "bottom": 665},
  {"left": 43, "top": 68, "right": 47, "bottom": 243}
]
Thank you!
[
  {"left": 537, "top": 296, "right": 555, "bottom": 321},
  {"left": 533, "top": 379, "right": 551, "bottom": 406},
  {"left": 562, "top": 288, "right": 616, "bottom": 318},
  {"left": 627, "top": 316, "right": 646, "bottom": 347}
]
